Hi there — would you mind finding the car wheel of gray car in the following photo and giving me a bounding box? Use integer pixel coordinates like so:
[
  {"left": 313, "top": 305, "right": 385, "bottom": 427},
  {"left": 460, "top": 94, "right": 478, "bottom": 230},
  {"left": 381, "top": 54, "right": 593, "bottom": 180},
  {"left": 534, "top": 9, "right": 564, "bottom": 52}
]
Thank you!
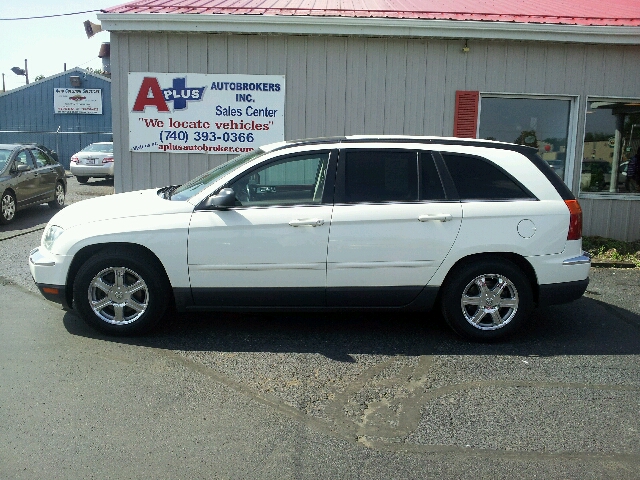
[
  {"left": 73, "top": 248, "right": 170, "bottom": 335},
  {"left": 48, "top": 181, "right": 65, "bottom": 209},
  {"left": 76, "top": 176, "right": 89, "bottom": 183},
  {"left": 440, "top": 258, "right": 533, "bottom": 341},
  {"left": 1, "top": 190, "right": 16, "bottom": 225}
]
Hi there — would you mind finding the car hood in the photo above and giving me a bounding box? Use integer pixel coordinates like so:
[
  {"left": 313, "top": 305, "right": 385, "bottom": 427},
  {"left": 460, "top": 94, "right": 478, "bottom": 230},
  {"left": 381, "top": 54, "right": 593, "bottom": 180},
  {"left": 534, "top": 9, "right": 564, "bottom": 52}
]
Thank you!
[{"left": 49, "top": 188, "right": 194, "bottom": 229}]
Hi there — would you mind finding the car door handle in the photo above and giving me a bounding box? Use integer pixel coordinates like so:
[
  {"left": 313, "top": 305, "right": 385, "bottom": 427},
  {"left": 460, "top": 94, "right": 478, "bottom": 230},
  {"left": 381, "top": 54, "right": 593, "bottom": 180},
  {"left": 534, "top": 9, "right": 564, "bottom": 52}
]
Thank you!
[
  {"left": 289, "top": 218, "right": 325, "bottom": 227},
  {"left": 418, "top": 214, "right": 452, "bottom": 222}
]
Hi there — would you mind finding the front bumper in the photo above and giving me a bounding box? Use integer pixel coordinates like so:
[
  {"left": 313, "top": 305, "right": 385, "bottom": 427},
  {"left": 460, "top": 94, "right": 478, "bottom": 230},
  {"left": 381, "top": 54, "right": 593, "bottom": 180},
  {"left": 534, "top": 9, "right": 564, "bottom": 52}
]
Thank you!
[{"left": 29, "top": 247, "right": 72, "bottom": 308}]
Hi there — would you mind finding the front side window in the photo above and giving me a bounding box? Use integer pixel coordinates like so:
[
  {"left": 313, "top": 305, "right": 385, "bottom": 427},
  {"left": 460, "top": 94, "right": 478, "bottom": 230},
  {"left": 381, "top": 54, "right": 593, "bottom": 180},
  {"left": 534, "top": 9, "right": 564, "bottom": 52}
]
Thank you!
[
  {"left": 478, "top": 96, "right": 572, "bottom": 182},
  {"left": 443, "top": 153, "right": 532, "bottom": 200},
  {"left": 13, "top": 150, "right": 34, "bottom": 171},
  {"left": 343, "top": 150, "right": 418, "bottom": 203},
  {"left": 171, "top": 149, "right": 264, "bottom": 201},
  {"left": 581, "top": 98, "right": 640, "bottom": 195},
  {"left": 229, "top": 152, "right": 330, "bottom": 207}
]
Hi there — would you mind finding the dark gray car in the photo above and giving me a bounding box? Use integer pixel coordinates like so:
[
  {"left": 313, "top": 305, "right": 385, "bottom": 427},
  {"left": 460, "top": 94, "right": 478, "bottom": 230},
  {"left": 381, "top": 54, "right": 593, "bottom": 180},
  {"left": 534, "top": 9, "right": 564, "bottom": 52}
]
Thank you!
[{"left": 0, "top": 144, "right": 67, "bottom": 225}]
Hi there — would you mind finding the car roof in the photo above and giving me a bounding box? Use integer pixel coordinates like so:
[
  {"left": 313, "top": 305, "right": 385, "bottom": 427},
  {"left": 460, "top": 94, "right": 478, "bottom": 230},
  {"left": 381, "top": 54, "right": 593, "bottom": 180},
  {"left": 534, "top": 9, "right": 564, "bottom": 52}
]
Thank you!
[{"left": 261, "top": 135, "right": 537, "bottom": 155}]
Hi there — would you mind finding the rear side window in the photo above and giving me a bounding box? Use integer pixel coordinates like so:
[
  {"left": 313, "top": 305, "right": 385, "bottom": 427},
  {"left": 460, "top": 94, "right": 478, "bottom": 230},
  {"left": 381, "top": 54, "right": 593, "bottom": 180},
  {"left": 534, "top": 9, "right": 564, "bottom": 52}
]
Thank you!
[
  {"left": 442, "top": 153, "right": 533, "bottom": 200},
  {"left": 30, "top": 148, "right": 54, "bottom": 168},
  {"left": 343, "top": 150, "right": 418, "bottom": 203}
]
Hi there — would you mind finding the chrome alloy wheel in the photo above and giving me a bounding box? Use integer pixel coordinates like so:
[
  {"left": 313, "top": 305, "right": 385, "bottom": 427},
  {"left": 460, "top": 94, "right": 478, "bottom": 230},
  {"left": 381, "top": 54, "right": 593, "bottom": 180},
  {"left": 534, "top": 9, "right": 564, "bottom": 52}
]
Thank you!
[
  {"left": 2, "top": 192, "right": 16, "bottom": 222},
  {"left": 54, "top": 183, "right": 65, "bottom": 206},
  {"left": 88, "top": 266, "right": 149, "bottom": 325},
  {"left": 460, "top": 273, "right": 519, "bottom": 330}
]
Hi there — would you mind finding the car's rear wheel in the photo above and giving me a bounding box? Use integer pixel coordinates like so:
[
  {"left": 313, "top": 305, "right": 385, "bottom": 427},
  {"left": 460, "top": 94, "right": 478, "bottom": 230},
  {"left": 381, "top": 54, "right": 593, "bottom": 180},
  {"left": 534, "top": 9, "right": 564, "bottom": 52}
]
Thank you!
[
  {"left": 1, "top": 190, "right": 16, "bottom": 225},
  {"left": 76, "top": 176, "right": 89, "bottom": 183},
  {"left": 48, "top": 181, "right": 65, "bottom": 209},
  {"left": 73, "top": 248, "right": 169, "bottom": 335},
  {"left": 440, "top": 258, "right": 533, "bottom": 341}
]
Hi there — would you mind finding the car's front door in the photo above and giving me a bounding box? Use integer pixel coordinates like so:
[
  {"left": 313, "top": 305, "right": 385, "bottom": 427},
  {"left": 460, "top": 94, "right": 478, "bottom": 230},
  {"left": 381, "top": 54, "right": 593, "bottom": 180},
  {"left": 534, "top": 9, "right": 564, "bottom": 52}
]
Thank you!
[
  {"left": 11, "top": 149, "right": 39, "bottom": 207},
  {"left": 188, "top": 151, "right": 335, "bottom": 307},
  {"left": 326, "top": 149, "right": 462, "bottom": 307}
]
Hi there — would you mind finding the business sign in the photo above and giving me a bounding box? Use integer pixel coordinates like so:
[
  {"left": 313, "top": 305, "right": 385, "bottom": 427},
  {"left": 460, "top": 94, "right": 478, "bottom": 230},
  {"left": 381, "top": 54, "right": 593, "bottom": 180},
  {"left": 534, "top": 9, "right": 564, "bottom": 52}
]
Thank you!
[
  {"left": 128, "top": 73, "right": 285, "bottom": 154},
  {"left": 54, "top": 88, "right": 102, "bottom": 114}
]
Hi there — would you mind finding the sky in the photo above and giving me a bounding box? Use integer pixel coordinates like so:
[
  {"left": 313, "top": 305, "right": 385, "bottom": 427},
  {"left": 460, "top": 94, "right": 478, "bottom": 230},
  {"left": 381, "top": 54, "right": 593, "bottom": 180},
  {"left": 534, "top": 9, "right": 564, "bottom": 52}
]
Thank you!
[{"left": 0, "top": 0, "right": 119, "bottom": 92}]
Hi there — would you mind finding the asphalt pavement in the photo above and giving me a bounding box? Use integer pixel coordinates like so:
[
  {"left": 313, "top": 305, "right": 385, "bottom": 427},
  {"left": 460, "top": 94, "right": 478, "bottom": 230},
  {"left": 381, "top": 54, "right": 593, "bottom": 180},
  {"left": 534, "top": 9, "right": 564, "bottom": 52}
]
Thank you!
[{"left": 1, "top": 176, "right": 639, "bottom": 478}]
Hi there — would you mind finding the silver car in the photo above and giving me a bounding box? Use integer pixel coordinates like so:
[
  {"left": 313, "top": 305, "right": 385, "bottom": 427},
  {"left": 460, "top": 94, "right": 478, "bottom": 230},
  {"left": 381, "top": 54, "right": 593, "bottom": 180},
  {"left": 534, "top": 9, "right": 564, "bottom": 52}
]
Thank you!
[
  {"left": 0, "top": 144, "right": 66, "bottom": 225},
  {"left": 70, "top": 142, "right": 114, "bottom": 183}
]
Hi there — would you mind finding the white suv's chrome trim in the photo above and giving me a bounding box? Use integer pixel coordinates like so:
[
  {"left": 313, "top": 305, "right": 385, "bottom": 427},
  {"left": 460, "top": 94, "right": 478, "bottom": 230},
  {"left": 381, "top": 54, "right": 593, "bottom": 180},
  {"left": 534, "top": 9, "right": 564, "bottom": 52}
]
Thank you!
[
  {"left": 29, "top": 248, "right": 56, "bottom": 267},
  {"left": 562, "top": 255, "right": 591, "bottom": 266}
]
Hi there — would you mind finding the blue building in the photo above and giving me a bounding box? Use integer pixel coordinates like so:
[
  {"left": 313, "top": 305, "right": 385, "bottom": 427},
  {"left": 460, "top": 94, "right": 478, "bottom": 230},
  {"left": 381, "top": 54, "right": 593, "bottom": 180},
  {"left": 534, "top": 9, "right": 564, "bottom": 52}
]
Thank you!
[{"left": 0, "top": 68, "right": 111, "bottom": 168}]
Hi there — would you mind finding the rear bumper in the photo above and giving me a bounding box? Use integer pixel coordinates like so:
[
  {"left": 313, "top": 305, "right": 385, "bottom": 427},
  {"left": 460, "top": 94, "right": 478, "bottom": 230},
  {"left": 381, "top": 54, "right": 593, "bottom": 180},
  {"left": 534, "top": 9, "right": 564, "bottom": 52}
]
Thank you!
[
  {"left": 70, "top": 164, "right": 114, "bottom": 177},
  {"left": 538, "top": 278, "right": 589, "bottom": 307}
]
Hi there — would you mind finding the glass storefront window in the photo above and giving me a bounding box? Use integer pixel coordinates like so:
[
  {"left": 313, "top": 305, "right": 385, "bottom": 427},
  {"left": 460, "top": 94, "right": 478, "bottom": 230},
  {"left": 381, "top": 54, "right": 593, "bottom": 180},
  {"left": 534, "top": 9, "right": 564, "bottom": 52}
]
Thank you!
[
  {"left": 478, "top": 96, "right": 571, "bottom": 181},
  {"left": 582, "top": 99, "right": 640, "bottom": 195}
]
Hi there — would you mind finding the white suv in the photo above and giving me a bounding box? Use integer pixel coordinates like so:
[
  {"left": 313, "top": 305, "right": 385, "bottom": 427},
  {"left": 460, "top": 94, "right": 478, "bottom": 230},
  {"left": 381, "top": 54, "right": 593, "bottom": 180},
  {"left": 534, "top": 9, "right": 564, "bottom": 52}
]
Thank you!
[{"left": 29, "top": 136, "right": 590, "bottom": 340}]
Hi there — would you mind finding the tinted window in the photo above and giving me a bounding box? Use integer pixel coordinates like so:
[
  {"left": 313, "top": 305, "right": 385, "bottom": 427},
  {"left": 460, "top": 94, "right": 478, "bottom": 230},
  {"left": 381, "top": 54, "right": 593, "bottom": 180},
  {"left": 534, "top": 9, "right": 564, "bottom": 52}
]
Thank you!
[
  {"left": 420, "top": 154, "right": 446, "bottom": 200},
  {"left": 344, "top": 150, "right": 418, "bottom": 203},
  {"left": 443, "top": 153, "right": 532, "bottom": 200}
]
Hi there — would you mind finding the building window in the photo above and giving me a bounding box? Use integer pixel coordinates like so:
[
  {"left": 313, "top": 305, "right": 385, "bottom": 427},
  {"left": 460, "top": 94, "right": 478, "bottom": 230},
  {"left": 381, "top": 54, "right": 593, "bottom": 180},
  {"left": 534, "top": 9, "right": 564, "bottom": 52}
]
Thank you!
[
  {"left": 581, "top": 98, "right": 640, "bottom": 195},
  {"left": 478, "top": 96, "right": 573, "bottom": 183}
]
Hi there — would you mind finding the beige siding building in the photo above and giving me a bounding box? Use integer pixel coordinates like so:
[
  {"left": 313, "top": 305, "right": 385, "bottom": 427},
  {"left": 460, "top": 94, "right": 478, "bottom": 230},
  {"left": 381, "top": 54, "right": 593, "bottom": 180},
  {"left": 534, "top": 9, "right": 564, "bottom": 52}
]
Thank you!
[{"left": 99, "top": 0, "right": 640, "bottom": 240}]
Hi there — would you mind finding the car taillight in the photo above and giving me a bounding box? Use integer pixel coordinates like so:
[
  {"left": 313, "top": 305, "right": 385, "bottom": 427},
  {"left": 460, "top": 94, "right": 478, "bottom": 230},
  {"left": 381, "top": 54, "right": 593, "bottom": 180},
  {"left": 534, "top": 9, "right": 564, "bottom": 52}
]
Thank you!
[
  {"left": 71, "top": 156, "right": 78, "bottom": 163},
  {"left": 102, "top": 156, "right": 114, "bottom": 163},
  {"left": 565, "top": 199, "right": 582, "bottom": 241}
]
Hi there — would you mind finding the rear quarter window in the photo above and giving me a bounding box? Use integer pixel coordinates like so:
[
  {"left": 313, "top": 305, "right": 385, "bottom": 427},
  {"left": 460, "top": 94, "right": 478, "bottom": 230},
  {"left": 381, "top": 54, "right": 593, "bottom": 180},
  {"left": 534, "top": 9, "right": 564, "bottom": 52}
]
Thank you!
[{"left": 442, "top": 153, "right": 534, "bottom": 200}]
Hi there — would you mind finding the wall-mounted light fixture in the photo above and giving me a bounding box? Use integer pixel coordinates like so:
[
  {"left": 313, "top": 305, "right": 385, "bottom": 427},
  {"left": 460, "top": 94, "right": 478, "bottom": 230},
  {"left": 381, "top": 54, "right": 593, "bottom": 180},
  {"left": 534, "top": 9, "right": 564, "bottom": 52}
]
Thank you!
[
  {"left": 462, "top": 40, "right": 470, "bottom": 53},
  {"left": 84, "top": 20, "right": 103, "bottom": 39}
]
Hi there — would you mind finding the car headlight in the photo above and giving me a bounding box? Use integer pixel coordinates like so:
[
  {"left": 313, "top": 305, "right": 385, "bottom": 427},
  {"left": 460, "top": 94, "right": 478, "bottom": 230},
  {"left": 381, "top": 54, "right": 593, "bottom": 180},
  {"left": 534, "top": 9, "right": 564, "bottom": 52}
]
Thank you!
[{"left": 43, "top": 225, "right": 64, "bottom": 251}]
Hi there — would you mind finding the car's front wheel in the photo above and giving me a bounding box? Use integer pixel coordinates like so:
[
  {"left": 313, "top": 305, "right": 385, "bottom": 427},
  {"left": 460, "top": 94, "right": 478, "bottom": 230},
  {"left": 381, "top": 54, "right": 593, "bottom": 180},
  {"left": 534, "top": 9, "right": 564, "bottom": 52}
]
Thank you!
[
  {"left": 48, "top": 181, "right": 65, "bottom": 209},
  {"left": 73, "top": 248, "right": 170, "bottom": 335},
  {"left": 440, "top": 258, "right": 533, "bottom": 341},
  {"left": 76, "top": 176, "right": 89, "bottom": 183},
  {"left": 1, "top": 190, "right": 16, "bottom": 225}
]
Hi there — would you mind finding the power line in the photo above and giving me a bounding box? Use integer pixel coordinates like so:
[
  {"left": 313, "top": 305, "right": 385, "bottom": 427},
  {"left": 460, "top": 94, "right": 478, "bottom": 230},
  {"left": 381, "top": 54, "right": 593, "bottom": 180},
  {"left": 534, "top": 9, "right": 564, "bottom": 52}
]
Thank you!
[{"left": 0, "top": 10, "right": 101, "bottom": 21}]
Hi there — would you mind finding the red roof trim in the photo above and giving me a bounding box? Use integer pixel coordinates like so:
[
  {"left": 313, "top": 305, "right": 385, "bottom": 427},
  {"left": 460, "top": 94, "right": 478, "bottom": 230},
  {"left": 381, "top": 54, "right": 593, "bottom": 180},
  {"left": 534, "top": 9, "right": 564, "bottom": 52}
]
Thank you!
[{"left": 103, "top": 1, "right": 640, "bottom": 27}]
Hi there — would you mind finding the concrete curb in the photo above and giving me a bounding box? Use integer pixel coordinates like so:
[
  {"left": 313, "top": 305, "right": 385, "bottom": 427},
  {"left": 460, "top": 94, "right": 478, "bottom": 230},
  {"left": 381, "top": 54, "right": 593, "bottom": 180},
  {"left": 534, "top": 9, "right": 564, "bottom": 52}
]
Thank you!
[
  {"left": 0, "top": 224, "right": 46, "bottom": 242},
  {"left": 590, "top": 260, "right": 637, "bottom": 268}
]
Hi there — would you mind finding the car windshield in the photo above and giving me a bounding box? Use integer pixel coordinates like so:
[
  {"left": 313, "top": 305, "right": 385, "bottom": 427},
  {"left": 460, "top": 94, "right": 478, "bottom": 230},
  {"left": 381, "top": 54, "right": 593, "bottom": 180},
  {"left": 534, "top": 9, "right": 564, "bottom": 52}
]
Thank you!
[
  {"left": 82, "top": 143, "right": 113, "bottom": 153},
  {"left": 0, "top": 149, "right": 11, "bottom": 171},
  {"left": 170, "top": 149, "right": 266, "bottom": 201}
]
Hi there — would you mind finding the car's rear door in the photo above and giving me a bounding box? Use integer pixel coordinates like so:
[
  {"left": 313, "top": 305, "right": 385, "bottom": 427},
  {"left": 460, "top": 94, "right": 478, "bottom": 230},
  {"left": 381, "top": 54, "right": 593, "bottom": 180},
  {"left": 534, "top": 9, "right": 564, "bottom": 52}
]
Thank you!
[
  {"left": 326, "top": 148, "right": 462, "bottom": 307},
  {"left": 30, "top": 147, "right": 58, "bottom": 201}
]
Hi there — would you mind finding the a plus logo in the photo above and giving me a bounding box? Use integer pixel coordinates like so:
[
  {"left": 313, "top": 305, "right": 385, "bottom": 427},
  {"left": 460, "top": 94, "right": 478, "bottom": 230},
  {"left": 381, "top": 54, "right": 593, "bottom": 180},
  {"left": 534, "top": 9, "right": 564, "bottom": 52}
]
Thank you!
[
  {"left": 132, "top": 76, "right": 206, "bottom": 112},
  {"left": 162, "top": 77, "right": 206, "bottom": 110}
]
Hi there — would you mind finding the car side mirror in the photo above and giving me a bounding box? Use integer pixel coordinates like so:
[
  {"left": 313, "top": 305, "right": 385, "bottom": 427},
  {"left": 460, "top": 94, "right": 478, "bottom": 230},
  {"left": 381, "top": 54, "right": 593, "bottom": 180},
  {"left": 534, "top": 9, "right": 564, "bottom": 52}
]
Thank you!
[
  {"left": 16, "top": 164, "right": 31, "bottom": 173},
  {"left": 200, "top": 188, "right": 237, "bottom": 210}
]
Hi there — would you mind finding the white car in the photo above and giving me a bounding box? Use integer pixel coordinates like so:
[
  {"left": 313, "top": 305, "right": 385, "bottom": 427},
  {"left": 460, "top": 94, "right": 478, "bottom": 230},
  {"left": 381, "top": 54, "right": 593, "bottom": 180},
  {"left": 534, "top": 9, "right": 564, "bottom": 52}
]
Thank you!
[
  {"left": 70, "top": 142, "right": 114, "bottom": 183},
  {"left": 29, "top": 136, "right": 590, "bottom": 340}
]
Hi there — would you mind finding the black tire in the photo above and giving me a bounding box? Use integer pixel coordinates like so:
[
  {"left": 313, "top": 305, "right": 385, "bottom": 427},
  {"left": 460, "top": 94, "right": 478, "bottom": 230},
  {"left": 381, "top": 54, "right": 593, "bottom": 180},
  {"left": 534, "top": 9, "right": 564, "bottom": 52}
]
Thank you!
[
  {"left": 1, "top": 190, "right": 16, "bottom": 225},
  {"left": 73, "top": 248, "right": 170, "bottom": 335},
  {"left": 440, "top": 257, "right": 533, "bottom": 341},
  {"left": 76, "top": 176, "right": 89, "bottom": 184},
  {"left": 48, "top": 181, "right": 65, "bottom": 209}
]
